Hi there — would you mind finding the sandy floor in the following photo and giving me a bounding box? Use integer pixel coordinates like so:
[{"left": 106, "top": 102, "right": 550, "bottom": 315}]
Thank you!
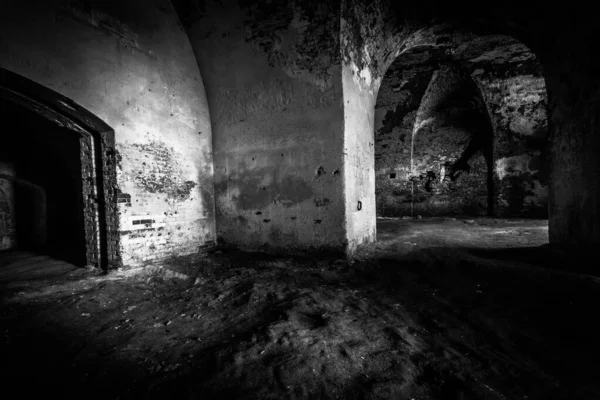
[{"left": 1, "top": 217, "right": 599, "bottom": 400}]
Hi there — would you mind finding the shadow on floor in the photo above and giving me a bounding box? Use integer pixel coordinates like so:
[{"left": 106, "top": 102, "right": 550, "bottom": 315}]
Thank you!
[
  {"left": 1, "top": 244, "right": 599, "bottom": 399},
  {"left": 0, "top": 249, "right": 83, "bottom": 283}
]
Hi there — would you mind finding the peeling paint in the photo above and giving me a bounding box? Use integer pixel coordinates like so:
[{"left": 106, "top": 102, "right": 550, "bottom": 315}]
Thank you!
[{"left": 123, "top": 140, "right": 198, "bottom": 201}]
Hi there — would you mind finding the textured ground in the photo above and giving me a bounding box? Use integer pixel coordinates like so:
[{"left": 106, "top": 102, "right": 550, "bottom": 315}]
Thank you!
[{"left": 1, "top": 218, "right": 598, "bottom": 400}]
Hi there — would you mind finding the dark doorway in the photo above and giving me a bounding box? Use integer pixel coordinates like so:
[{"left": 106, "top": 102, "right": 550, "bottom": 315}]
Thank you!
[
  {"left": 0, "top": 99, "right": 88, "bottom": 266},
  {"left": 0, "top": 67, "right": 120, "bottom": 271}
]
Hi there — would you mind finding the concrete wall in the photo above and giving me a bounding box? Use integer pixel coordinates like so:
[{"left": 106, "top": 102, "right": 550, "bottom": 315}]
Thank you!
[
  {"left": 0, "top": 163, "right": 16, "bottom": 251},
  {"left": 541, "top": 29, "right": 600, "bottom": 248},
  {"left": 182, "top": 0, "right": 347, "bottom": 254},
  {"left": 0, "top": 0, "right": 216, "bottom": 267}
]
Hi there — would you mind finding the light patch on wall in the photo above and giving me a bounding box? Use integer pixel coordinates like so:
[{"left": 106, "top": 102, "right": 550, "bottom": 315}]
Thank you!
[
  {"left": 348, "top": 61, "right": 380, "bottom": 96},
  {"left": 258, "top": 174, "right": 274, "bottom": 188},
  {"left": 510, "top": 115, "right": 538, "bottom": 135},
  {"left": 413, "top": 116, "right": 436, "bottom": 134},
  {"left": 495, "top": 154, "right": 536, "bottom": 180}
]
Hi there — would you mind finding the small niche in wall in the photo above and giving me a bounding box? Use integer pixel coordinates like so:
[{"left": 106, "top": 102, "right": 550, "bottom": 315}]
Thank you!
[{"left": 389, "top": 173, "right": 396, "bottom": 179}]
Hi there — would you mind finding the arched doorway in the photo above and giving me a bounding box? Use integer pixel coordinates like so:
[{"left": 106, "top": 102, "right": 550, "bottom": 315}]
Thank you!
[{"left": 373, "top": 33, "right": 549, "bottom": 223}]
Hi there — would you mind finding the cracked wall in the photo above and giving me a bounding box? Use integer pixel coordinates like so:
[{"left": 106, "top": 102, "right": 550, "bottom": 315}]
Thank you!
[
  {"left": 178, "top": 0, "right": 347, "bottom": 254},
  {"left": 0, "top": 0, "right": 216, "bottom": 267},
  {"left": 342, "top": 0, "right": 600, "bottom": 247}
]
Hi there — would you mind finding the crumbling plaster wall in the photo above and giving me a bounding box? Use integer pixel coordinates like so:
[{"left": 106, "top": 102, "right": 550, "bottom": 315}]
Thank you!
[
  {"left": 180, "top": 0, "right": 348, "bottom": 254},
  {"left": 0, "top": 0, "right": 216, "bottom": 267}
]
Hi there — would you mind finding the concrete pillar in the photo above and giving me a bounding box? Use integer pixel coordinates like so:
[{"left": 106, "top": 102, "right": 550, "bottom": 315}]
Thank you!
[
  {"left": 545, "top": 59, "right": 600, "bottom": 248},
  {"left": 342, "top": 64, "right": 377, "bottom": 254},
  {"left": 535, "top": 14, "right": 600, "bottom": 249}
]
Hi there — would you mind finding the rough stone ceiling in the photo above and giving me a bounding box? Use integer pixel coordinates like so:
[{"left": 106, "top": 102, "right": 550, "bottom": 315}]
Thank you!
[
  {"left": 377, "top": 33, "right": 542, "bottom": 110},
  {"left": 394, "top": 34, "right": 539, "bottom": 72},
  {"left": 413, "top": 64, "right": 490, "bottom": 136}
]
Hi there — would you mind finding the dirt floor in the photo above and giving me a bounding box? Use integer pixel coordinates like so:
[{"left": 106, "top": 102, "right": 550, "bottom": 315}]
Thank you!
[{"left": 1, "top": 217, "right": 599, "bottom": 400}]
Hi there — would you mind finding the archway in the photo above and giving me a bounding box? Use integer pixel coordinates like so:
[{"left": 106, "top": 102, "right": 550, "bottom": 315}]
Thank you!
[
  {"left": 373, "top": 32, "right": 549, "bottom": 229},
  {"left": 0, "top": 68, "right": 120, "bottom": 270},
  {"left": 375, "top": 58, "right": 499, "bottom": 218}
]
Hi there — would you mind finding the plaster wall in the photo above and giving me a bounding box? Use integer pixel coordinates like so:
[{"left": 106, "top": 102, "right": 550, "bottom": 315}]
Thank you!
[
  {"left": 342, "top": 64, "right": 377, "bottom": 253},
  {"left": 0, "top": 0, "right": 216, "bottom": 267},
  {"left": 184, "top": 1, "right": 347, "bottom": 254}
]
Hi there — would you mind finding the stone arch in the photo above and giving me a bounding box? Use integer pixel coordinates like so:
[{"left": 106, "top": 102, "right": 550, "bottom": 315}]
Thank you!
[
  {"left": 373, "top": 56, "right": 498, "bottom": 218},
  {"left": 341, "top": 0, "right": 554, "bottom": 248},
  {"left": 0, "top": 67, "right": 120, "bottom": 269},
  {"left": 410, "top": 62, "right": 496, "bottom": 215}
]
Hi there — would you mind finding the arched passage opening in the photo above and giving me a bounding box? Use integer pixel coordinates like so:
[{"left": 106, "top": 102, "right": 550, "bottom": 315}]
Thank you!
[
  {"left": 371, "top": 30, "right": 549, "bottom": 246},
  {"left": 0, "top": 68, "right": 120, "bottom": 270},
  {"left": 376, "top": 59, "right": 498, "bottom": 217}
]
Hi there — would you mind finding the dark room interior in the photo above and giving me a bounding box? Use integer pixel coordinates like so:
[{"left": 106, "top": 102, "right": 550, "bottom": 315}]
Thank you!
[{"left": 1, "top": 1, "right": 599, "bottom": 399}]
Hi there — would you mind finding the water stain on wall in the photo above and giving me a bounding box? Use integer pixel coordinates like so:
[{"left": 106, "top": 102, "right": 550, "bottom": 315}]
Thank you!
[{"left": 232, "top": 172, "right": 314, "bottom": 210}]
